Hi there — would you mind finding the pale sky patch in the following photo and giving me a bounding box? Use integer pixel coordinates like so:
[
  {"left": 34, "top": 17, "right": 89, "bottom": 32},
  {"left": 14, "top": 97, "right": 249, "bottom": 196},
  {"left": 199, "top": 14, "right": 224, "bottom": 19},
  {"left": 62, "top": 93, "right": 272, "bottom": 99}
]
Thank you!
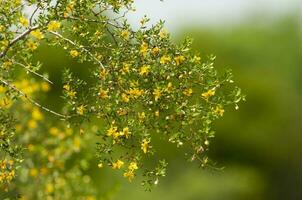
[{"left": 126, "top": 0, "right": 301, "bottom": 32}]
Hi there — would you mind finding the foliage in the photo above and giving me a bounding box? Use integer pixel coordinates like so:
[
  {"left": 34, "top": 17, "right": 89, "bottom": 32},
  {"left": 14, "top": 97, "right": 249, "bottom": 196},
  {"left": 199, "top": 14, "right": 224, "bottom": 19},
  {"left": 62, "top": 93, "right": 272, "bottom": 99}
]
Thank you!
[{"left": 0, "top": 0, "right": 243, "bottom": 199}]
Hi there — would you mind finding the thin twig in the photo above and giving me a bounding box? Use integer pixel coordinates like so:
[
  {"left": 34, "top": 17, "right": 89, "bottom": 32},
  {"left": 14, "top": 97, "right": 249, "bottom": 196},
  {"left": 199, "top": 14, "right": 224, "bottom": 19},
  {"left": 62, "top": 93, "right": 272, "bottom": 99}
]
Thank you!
[
  {"left": 105, "top": 27, "right": 118, "bottom": 46},
  {"left": 13, "top": 61, "right": 53, "bottom": 85},
  {"left": 67, "top": 16, "right": 124, "bottom": 29},
  {"left": 29, "top": 4, "right": 40, "bottom": 26},
  {"left": 0, "top": 78, "right": 68, "bottom": 119},
  {"left": 0, "top": 26, "right": 39, "bottom": 59},
  {"left": 49, "top": 31, "right": 105, "bottom": 69}
]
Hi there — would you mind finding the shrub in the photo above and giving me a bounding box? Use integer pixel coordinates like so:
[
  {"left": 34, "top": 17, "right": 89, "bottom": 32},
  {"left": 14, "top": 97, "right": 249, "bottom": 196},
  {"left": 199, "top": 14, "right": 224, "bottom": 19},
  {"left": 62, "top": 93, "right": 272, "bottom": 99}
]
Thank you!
[{"left": 0, "top": 0, "right": 243, "bottom": 199}]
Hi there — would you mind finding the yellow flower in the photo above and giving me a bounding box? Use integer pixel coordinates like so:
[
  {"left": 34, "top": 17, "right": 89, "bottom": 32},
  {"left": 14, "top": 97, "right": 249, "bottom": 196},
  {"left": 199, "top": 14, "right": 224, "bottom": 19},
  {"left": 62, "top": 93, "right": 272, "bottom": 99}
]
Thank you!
[
  {"left": 29, "top": 168, "right": 38, "bottom": 177},
  {"left": 121, "top": 29, "right": 130, "bottom": 40},
  {"left": 153, "top": 88, "right": 162, "bottom": 102},
  {"left": 45, "top": 183, "right": 54, "bottom": 194},
  {"left": 63, "top": 12, "right": 69, "bottom": 18},
  {"left": 99, "top": 88, "right": 109, "bottom": 99},
  {"left": 214, "top": 106, "right": 225, "bottom": 117},
  {"left": 0, "top": 86, "right": 6, "bottom": 93},
  {"left": 202, "top": 89, "right": 215, "bottom": 100},
  {"left": 0, "top": 130, "right": 5, "bottom": 137},
  {"left": 98, "top": 163, "right": 103, "bottom": 168},
  {"left": 47, "top": 21, "right": 61, "bottom": 31},
  {"left": 113, "top": 131, "right": 120, "bottom": 139},
  {"left": 3, "top": 61, "right": 12, "bottom": 69},
  {"left": 141, "top": 138, "right": 150, "bottom": 154},
  {"left": 32, "top": 107, "right": 43, "bottom": 121},
  {"left": 8, "top": 160, "right": 14, "bottom": 166},
  {"left": 0, "top": 25, "right": 4, "bottom": 32},
  {"left": 155, "top": 110, "right": 160, "bottom": 117},
  {"left": 0, "top": 40, "right": 9, "bottom": 51},
  {"left": 73, "top": 136, "right": 81, "bottom": 151},
  {"left": 66, "top": 2, "right": 75, "bottom": 13},
  {"left": 95, "top": 30, "right": 102, "bottom": 37},
  {"left": 107, "top": 126, "right": 118, "bottom": 137},
  {"left": 127, "top": 88, "right": 144, "bottom": 99},
  {"left": 64, "top": 84, "right": 77, "bottom": 98},
  {"left": 120, "top": 63, "right": 130, "bottom": 74},
  {"left": 152, "top": 47, "right": 159, "bottom": 54},
  {"left": 166, "top": 82, "right": 173, "bottom": 93},
  {"left": 128, "top": 162, "right": 138, "bottom": 171},
  {"left": 138, "top": 112, "right": 146, "bottom": 122},
  {"left": 28, "top": 144, "right": 35, "bottom": 152},
  {"left": 27, "top": 119, "right": 37, "bottom": 129},
  {"left": 174, "top": 55, "right": 185, "bottom": 66},
  {"left": 14, "top": 0, "right": 22, "bottom": 6},
  {"left": 121, "top": 93, "right": 130, "bottom": 103},
  {"left": 19, "top": 16, "right": 29, "bottom": 27},
  {"left": 6, "top": 170, "right": 15, "bottom": 181},
  {"left": 130, "top": 80, "right": 139, "bottom": 87},
  {"left": 70, "top": 49, "right": 79, "bottom": 58},
  {"left": 63, "top": 84, "right": 70, "bottom": 91},
  {"left": 38, "top": 167, "right": 48, "bottom": 176},
  {"left": 123, "top": 161, "right": 139, "bottom": 181},
  {"left": 183, "top": 88, "right": 193, "bottom": 97},
  {"left": 49, "top": 127, "right": 60, "bottom": 136},
  {"left": 65, "top": 127, "right": 73, "bottom": 136},
  {"left": 76, "top": 105, "right": 86, "bottom": 115},
  {"left": 121, "top": 127, "right": 130, "bottom": 138},
  {"left": 123, "top": 170, "right": 135, "bottom": 182},
  {"left": 30, "top": 30, "right": 44, "bottom": 40},
  {"left": 99, "top": 69, "right": 108, "bottom": 79},
  {"left": 67, "top": 90, "right": 77, "bottom": 98},
  {"left": 193, "top": 55, "right": 201, "bottom": 64},
  {"left": 160, "top": 55, "right": 171, "bottom": 65},
  {"left": 0, "top": 97, "right": 9, "bottom": 108},
  {"left": 112, "top": 159, "right": 124, "bottom": 169},
  {"left": 159, "top": 29, "right": 168, "bottom": 38},
  {"left": 41, "top": 82, "right": 50, "bottom": 92},
  {"left": 139, "top": 65, "right": 150, "bottom": 76},
  {"left": 86, "top": 196, "right": 96, "bottom": 200},
  {"left": 140, "top": 42, "right": 148, "bottom": 57},
  {"left": 117, "top": 108, "right": 127, "bottom": 116}
]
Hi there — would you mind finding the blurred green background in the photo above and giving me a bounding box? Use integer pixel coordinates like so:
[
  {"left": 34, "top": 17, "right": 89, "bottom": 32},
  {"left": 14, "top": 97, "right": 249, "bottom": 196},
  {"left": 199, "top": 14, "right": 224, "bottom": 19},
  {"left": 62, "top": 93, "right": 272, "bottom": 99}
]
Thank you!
[
  {"left": 35, "top": 5, "right": 302, "bottom": 200},
  {"left": 113, "top": 16, "right": 302, "bottom": 200}
]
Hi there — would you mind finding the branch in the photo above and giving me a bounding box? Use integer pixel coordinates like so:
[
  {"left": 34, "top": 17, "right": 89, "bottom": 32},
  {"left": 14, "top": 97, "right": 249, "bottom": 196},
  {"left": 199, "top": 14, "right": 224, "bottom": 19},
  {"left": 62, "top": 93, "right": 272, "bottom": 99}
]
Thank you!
[
  {"left": 0, "top": 78, "right": 68, "bottom": 119},
  {"left": 67, "top": 16, "right": 124, "bottom": 30},
  {"left": 105, "top": 26, "right": 118, "bottom": 46},
  {"left": 29, "top": 4, "right": 40, "bottom": 26},
  {"left": 12, "top": 61, "right": 53, "bottom": 85},
  {"left": 49, "top": 31, "right": 105, "bottom": 69},
  {"left": 0, "top": 26, "right": 39, "bottom": 59}
]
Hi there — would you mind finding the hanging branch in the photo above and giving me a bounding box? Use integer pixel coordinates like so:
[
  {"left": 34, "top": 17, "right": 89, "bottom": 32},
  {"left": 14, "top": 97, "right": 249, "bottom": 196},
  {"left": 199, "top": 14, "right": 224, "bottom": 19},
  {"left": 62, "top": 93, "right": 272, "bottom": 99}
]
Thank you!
[
  {"left": 0, "top": 26, "right": 39, "bottom": 59},
  {"left": 12, "top": 61, "right": 53, "bottom": 85},
  {"left": 49, "top": 31, "right": 106, "bottom": 70},
  {"left": 0, "top": 78, "right": 68, "bottom": 119}
]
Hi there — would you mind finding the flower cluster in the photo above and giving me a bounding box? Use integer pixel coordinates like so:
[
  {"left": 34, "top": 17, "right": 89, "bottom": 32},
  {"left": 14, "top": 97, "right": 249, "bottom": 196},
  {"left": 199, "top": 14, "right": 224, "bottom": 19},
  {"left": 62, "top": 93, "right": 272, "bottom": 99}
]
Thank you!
[{"left": 0, "top": 159, "right": 15, "bottom": 188}]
